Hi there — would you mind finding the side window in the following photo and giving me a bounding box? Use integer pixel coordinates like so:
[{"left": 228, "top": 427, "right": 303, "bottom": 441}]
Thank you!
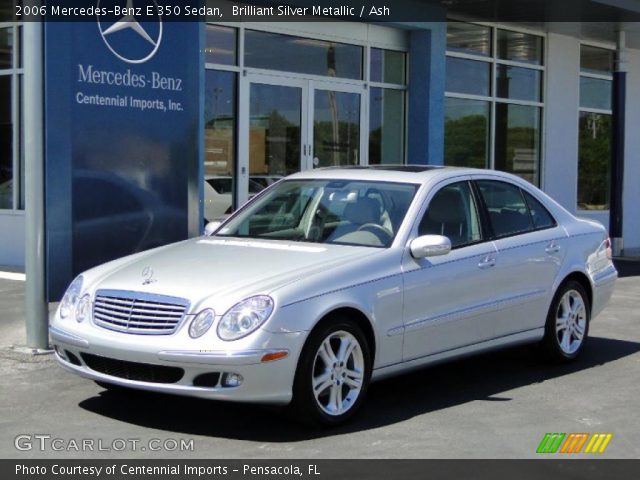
[
  {"left": 476, "top": 180, "right": 533, "bottom": 237},
  {"left": 419, "top": 181, "right": 482, "bottom": 248},
  {"left": 522, "top": 190, "right": 556, "bottom": 229}
]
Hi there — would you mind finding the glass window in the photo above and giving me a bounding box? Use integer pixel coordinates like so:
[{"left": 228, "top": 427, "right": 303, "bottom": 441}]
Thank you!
[
  {"left": 578, "top": 112, "right": 611, "bottom": 210},
  {"left": 522, "top": 190, "right": 555, "bottom": 229},
  {"left": 419, "top": 181, "right": 482, "bottom": 248},
  {"left": 496, "top": 64, "right": 542, "bottom": 102},
  {"left": 580, "top": 45, "right": 614, "bottom": 75},
  {"left": 370, "top": 48, "right": 405, "bottom": 84},
  {"left": 494, "top": 104, "right": 540, "bottom": 185},
  {"left": 0, "top": 27, "right": 12, "bottom": 69},
  {"left": 369, "top": 88, "right": 404, "bottom": 165},
  {"left": 447, "top": 22, "right": 491, "bottom": 57},
  {"left": 205, "top": 25, "right": 237, "bottom": 66},
  {"left": 579, "top": 76, "right": 612, "bottom": 110},
  {"left": 204, "top": 70, "right": 236, "bottom": 220},
  {"left": 217, "top": 179, "right": 418, "bottom": 248},
  {"left": 444, "top": 97, "right": 490, "bottom": 169},
  {"left": 497, "top": 29, "right": 543, "bottom": 65},
  {"left": 245, "top": 30, "right": 362, "bottom": 80},
  {"left": 446, "top": 57, "right": 490, "bottom": 96},
  {"left": 476, "top": 180, "right": 533, "bottom": 237},
  {"left": 0, "top": 75, "right": 12, "bottom": 209},
  {"left": 313, "top": 90, "right": 360, "bottom": 168}
]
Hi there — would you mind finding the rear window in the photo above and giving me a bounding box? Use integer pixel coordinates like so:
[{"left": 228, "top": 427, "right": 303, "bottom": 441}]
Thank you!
[
  {"left": 523, "top": 190, "right": 556, "bottom": 229},
  {"left": 476, "top": 180, "right": 533, "bottom": 238}
]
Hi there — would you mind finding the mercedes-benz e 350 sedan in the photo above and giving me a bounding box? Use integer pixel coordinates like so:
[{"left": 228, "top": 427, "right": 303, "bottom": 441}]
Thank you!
[{"left": 51, "top": 166, "right": 617, "bottom": 425}]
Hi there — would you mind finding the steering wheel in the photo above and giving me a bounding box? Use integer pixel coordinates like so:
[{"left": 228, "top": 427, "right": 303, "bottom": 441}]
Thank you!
[{"left": 357, "top": 223, "right": 393, "bottom": 245}]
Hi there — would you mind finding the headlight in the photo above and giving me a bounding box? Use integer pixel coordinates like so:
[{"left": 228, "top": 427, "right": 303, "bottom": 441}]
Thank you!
[
  {"left": 59, "top": 276, "right": 84, "bottom": 319},
  {"left": 189, "top": 309, "right": 215, "bottom": 339},
  {"left": 75, "top": 294, "right": 91, "bottom": 323},
  {"left": 217, "top": 296, "right": 274, "bottom": 341}
]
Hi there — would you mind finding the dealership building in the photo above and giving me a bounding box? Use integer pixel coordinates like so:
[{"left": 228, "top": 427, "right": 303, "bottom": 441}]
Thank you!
[{"left": 1, "top": 0, "right": 640, "bottom": 303}]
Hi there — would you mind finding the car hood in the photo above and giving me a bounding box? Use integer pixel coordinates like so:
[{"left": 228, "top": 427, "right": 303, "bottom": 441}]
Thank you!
[{"left": 89, "top": 237, "right": 377, "bottom": 308}]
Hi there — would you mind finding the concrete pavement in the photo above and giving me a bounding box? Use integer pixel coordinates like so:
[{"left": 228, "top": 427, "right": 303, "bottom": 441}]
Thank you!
[{"left": 0, "top": 271, "right": 638, "bottom": 459}]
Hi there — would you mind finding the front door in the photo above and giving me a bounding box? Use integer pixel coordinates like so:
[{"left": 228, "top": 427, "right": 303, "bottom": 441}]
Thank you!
[{"left": 239, "top": 74, "right": 366, "bottom": 206}]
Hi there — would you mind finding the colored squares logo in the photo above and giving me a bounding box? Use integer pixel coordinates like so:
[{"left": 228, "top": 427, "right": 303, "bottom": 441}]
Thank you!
[{"left": 537, "top": 433, "right": 612, "bottom": 454}]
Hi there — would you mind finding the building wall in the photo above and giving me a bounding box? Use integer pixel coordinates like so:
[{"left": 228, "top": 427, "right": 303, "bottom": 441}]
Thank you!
[
  {"left": 543, "top": 32, "right": 640, "bottom": 254},
  {"left": 622, "top": 46, "right": 640, "bottom": 254},
  {"left": 0, "top": 212, "right": 24, "bottom": 268}
]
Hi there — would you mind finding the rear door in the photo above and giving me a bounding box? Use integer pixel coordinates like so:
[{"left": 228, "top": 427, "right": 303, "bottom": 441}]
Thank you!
[{"left": 473, "top": 178, "right": 567, "bottom": 337}]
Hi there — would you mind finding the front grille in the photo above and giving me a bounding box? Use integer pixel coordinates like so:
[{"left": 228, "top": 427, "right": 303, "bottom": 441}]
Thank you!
[
  {"left": 93, "top": 290, "right": 189, "bottom": 335},
  {"left": 82, "top": 353, "right": 184, "bottom": 384}
]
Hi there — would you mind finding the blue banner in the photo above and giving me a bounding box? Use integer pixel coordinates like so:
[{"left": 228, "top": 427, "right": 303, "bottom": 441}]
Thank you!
[{"left": 45, "top": 6, "right": 202, "bottom": 299}]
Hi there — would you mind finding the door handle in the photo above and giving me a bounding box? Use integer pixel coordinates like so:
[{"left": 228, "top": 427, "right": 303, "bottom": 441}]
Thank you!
[
  {"left": 545, "top": 241, "right": 561, "bottom": 254},
  {"left": 478, "top": 254, "right": 496, "bottom": 269}
]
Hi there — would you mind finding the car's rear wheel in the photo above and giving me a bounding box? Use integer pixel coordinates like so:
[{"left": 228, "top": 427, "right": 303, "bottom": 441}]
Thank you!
[
  {"left": 291, "top": 318, "right": 372, "bottom": 426},
  {"left": 541, "top": 280, "right": 590, "bottom": 362}
]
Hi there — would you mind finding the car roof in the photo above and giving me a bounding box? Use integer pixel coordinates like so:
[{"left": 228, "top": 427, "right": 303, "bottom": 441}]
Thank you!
[{"left": 288, "top": 165, "right": 490, "bottom": 184}]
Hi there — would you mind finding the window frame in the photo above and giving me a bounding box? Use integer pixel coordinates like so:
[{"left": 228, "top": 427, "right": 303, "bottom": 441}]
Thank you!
[
  {"left": 444, "top": 20, "right": 546, "bottom": 186},
  {"left": 416, "top": 179, "right": 487, "bottom": 251},
  {"left": 473, "top": 179, "right": 558, "bottom": 241},
  {"left": 0, "top": 21, "right": 23, "bottom": 212},
  {"left": 577, "top": 41, "right": 614, "bottom": 212}
]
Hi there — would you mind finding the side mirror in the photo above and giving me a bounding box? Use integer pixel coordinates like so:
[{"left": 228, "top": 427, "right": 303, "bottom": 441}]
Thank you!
[
  {"left": 204, "top": 221, "right": 222, "bottom": 236},
  {"left": 410, "top": 235, "right": 451, "bottom": 259}
]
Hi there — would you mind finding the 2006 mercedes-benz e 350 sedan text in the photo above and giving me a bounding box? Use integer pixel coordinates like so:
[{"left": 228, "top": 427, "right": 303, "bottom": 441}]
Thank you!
[{"left": 51, "top": 166, "right": 617, "bottom": 425}]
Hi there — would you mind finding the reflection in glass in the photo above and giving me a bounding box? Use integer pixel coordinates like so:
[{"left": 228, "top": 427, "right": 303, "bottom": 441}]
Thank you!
[
  {"left": 497, "top": 29, "right": 543, "bottom": 65},
  {"left": 313, "top": 90, "right": 360, "bottom": 168},
  {"left": 204, "top": 70, "right": 236, "bottom": 219},
  {"left": 580, "top": 77, "right": 612, "bottom": 110},
  {"left": 578, "top": 112, "right": 611, "bottom": 210},
  {"left": 250, "top": 83, "right": 301, "bottom": 179},
  {"left": 496, "top": 64, "right": 542, "bottom": 102},
  {"left": 245, "top": 30, "right": 362, "bottom": 80},
  {"left": 370, "top": 48, "right": 406, "bottom": 84},
  {"left": 580, "top": 45, "right": 614, "bottom": 75},
  {"left": 205, "top": 25, "right": 237, "bottom": 66},
  {"left": 444, "top": 97, "right": 489, "bottom": 169},
  {"left": 0, "top": 75, "right": 12, "bottom": 208},
  {"left": 369, "top": 88, "right": 404, "bottom": 165},
  {"left": 494, "top": 103, "right": 540, "bottom": 184},
  {"left": 446, "top": 57, "right": 490, "bottom": 96},
  {"left": 0, "top": 27, "right": 12, "bottom": 69},
  {"left": 447, "top": 22, "right": 491, "bottom": 57}
]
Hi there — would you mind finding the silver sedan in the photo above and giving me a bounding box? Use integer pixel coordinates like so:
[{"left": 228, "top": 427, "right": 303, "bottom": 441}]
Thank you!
[{"left": 50, "top": 166, "right": 617, "bottom": 425}]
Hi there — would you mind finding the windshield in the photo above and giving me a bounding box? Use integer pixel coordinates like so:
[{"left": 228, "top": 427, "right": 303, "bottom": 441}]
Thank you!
[{"left": 216, "top": 179, "right": 418, "bottom": 248}]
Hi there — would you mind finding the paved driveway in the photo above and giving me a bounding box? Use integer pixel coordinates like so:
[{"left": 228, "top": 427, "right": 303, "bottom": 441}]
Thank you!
[{"left": 0, "top": 273, "right": 638, "bottom": 459}]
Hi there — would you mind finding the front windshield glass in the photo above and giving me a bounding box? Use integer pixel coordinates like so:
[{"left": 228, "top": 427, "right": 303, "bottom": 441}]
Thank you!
[{"left": 216, "top": 179, "right": 419, "bottom": 248}]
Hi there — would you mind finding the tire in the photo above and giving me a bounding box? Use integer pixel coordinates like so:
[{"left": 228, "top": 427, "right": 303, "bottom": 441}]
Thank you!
[
  {"left": 290, "top": 317, "right": 372, "bottom": 427},
  {"left": 540, "top": 280, "right": 590, "bottom": 362}
]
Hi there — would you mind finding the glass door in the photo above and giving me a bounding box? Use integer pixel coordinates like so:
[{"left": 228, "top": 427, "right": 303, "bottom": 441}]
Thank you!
[
  {"left": 310, "top": 82, "right": 366, "bottom": 169},
  {"left": 239, "top": 74, "right": 308, "bottom": 205},
  {"left": 238, "top": 75, "right": 366, "bottom": 206}
]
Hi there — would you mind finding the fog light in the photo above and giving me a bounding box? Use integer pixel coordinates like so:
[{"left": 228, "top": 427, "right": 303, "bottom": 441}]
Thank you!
[{"left": 221, "top": 373, "right": 243, "bottom": 388}]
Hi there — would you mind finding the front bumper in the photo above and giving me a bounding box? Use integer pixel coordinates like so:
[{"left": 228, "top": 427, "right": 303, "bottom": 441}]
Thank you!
[{"left": 50, "top": 325, "right": 304, "bottom": 405}]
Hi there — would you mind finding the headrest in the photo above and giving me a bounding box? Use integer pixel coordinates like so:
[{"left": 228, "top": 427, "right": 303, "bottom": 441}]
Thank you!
[
  {"left": 428, "top": 189, "right": 466, "bottom": 223},
  {"left": 344, "top": 197, "right": 380, "bottom": 226}
]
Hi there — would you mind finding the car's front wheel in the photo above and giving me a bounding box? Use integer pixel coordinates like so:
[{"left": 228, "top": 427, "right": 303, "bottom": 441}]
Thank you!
[
  {"left": 541, "top": 280, "right": 590, "bottom": 362},
  {"left": 291, "top": 318, "right": 372, "bottom": 426}
]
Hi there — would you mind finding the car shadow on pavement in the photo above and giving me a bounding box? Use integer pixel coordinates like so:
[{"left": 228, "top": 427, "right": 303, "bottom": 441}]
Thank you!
[{"left": 78, "top": 336, "right": 640, "bottom": 441}]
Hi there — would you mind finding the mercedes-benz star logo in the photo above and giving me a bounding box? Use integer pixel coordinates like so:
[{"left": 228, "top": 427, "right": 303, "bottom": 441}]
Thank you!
[
  {"left": 141, "top": 267, "right": 156, "bottom": 285},
  {"left": 97, "top": 0, "right": 163, "bottom": 64}
]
